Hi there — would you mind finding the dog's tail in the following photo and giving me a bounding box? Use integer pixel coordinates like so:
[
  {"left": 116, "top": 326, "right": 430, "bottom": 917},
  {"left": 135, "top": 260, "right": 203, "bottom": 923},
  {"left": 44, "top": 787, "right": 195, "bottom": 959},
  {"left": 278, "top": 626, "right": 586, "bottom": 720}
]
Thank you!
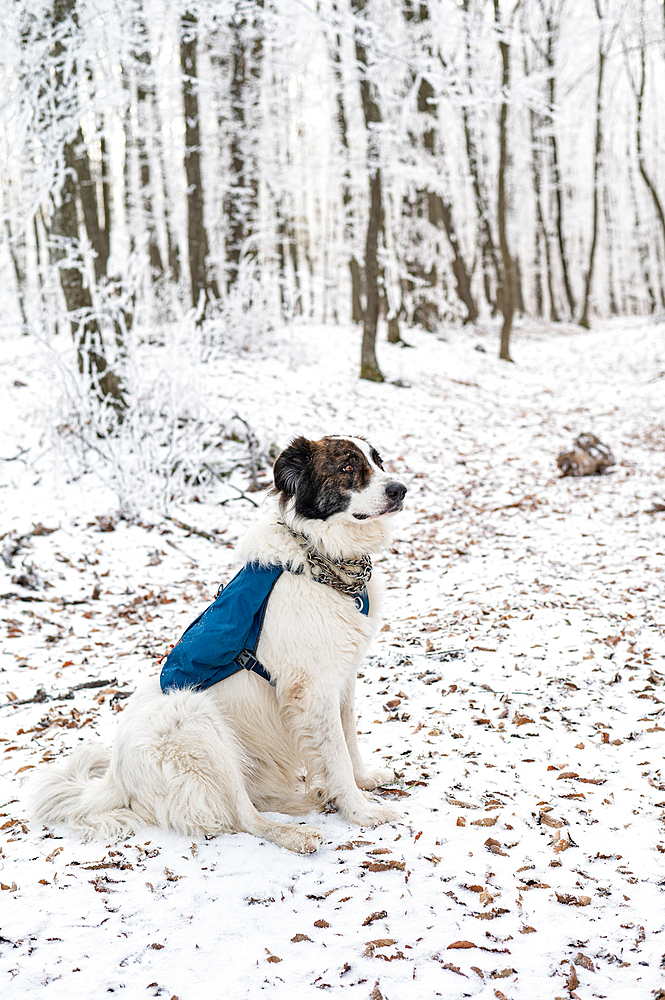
[{"left": 28, "top": 744, "right": 138, "bottom": 840}]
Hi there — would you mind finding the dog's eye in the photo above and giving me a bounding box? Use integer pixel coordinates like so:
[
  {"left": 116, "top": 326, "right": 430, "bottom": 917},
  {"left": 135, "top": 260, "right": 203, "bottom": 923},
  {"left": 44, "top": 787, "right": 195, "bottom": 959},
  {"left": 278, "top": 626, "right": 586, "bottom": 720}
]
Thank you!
[{"left": 342, "top": 463, "right": 354, "bottom": 473}]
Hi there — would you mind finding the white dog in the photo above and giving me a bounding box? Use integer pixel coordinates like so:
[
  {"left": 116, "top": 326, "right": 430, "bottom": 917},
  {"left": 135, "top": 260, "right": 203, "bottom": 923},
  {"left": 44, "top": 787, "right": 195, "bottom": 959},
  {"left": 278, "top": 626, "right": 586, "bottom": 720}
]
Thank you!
[{"left": 30, "top": 436, "right": 407, "bottom": 853}]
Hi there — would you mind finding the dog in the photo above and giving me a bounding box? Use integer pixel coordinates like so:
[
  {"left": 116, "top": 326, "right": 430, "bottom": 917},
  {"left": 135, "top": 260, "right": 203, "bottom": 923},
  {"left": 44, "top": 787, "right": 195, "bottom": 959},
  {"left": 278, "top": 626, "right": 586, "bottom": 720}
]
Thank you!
[{"left": 29, "top": 435, "right": 408, "bottom": 853}]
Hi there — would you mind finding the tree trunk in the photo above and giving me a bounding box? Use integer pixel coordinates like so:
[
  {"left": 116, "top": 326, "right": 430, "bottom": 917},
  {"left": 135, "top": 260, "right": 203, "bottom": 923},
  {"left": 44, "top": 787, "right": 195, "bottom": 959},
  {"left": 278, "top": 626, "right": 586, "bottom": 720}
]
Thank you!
[
  {"left": 494, "top": 0, "right": 515, "bottom": 362},
  {"left": 72, "top": 127, "right": 110, "bottom": 283},
  {"left": 47, "top": 0, "right": 123, "bottom": 409},
  {"left": 225, "top": 4, "right": 263, "bottom": 292},
  {"left": 330, "top": 7, "right": 365, "bottom": 324},
  {"left": 4, "top": 219, "right": 28, "bottom": 328},
  {"left": 353, "top": 0, "right": 384, "bottom": 382},
  {"left": 544, "top": 10, "right": 576, "bottom": 319},
  {"left": 635, "top": 42, "right": 665, "bottom": 294},
  {"left": 133, "top": 14, "right": 164, "bottom": 280},
  {"left": 181, "top": 10, "right": 218, "bottom": 313},
  {"left": 580, "top": 1, "right": 612, "bottom": 328}
]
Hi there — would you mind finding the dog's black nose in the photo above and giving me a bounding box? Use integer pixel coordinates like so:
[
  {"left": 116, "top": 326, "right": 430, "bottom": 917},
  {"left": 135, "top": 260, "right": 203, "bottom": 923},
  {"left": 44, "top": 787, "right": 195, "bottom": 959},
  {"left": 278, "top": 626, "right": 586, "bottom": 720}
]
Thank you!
[{"left": 385, "top": 481, "right": 407, "bottom": 501}]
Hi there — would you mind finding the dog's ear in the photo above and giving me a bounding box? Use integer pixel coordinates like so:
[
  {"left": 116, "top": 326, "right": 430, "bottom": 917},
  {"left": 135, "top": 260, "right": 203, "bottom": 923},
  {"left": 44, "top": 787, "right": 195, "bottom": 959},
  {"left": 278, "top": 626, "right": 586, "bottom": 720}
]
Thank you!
[{"left": 273, "top": 436, "right": 313, "bottom": 497}]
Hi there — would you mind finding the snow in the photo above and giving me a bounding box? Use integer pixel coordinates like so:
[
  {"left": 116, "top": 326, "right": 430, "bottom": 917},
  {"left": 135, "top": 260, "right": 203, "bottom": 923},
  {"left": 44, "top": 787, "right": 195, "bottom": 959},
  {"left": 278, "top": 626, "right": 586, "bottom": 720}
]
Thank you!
[{"left": 1, "top": 319, "right": 664, "bottom": 999}]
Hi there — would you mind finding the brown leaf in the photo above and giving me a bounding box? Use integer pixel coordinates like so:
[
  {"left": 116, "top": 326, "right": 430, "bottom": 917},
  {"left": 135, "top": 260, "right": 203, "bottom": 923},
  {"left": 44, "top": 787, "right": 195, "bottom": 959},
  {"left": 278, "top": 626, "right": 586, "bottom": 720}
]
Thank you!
[
  {"left": 363, "top": 911, "right": 388, "bottom": 926},
  {"left": 540, "top": 812, "right": 564, "bottom": 828},
  {"left": 267, "top": 955, "right": 281, "bottom": 963},
  {"left": 556, "top": 772, "right": 579, "bottom": 780},
  {"left": 520, "top": 926, "right": 536, "bottom": 934},
  {"left": 440, "top": 962, "right": 467, "bottom": 976},
  {"left": 514, "top": 715, "right": 534, "bottom": 727},
  {"left": 447, "top": 940, "right": 476, "bottom": 949},
  {"left": 361, "top": 861, "right": 405, "bottom": 872},
  {"left": 574, "top": 952, "right": 595, "bottom": 972},
  {"left": 291, "top": 933, "right": 312, "bottom": 943},
  {"left": 471, "top": 816, "right": 497, "bottom": 827},
  {"left": 314, "top": 919, "right": 329, "bottom": 928},
  {"left": 484, "top": 838, "right": 508, "bottom": 856},
  {"left": 490, "top": 968, "right": 516, "bottom": 978},
  {"left": 556, "top": 893, "right": 591, "bottom": 907},
  {"left": 369, "top": 981, "right": 383, "bottom": 1000},
  {"left": 566, "top": 963, "right": 579, "bottom": 990},
  {"left": 457, "top": 816, "right": 466, "bottom": 827}
]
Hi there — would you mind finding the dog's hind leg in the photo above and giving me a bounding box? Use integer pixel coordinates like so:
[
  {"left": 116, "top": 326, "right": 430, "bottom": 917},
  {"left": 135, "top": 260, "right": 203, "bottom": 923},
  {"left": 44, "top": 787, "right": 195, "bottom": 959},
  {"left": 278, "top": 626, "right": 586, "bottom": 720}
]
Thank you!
[{"left": 232, "top": 791, "right": 322, "bottom": 854}]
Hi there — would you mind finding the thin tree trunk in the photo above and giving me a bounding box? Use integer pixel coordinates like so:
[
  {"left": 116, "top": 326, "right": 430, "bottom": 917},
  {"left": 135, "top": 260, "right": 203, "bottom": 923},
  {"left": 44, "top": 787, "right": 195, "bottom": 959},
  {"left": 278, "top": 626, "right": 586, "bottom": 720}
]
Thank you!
[
  {"left": 133, "top": 14, "right": 164, "bottom": 280},
  {"left": 635, "top": 43, "right": 665, "bottom": 288},
  {"left": 603, "top": 185, "right": 618, "bottom": 315},
  {"left": 529, "top": 104, "right": 559, "bottom": 320},
  {"left": 461, "top": 1, "right": 501, "bottom": 313},
  {"left": 494, "top": 0, "right": 515, "bottom": 362},
  {"left": 580, "top": 1, "right": 612, "bottom": 328},
  {"left": 353, "top": 0, "right": 383, "bottom": 383},
  {"left": 181, "top": 10, "right": 218, "bottom": 313},
  {"left": 330, "top": 7, "right": 364, "bottom": 324},
  {"left": 544, "top": 9, "right": 576, "bottom": 318},
  {"left": 4, "top": 219, "right": 28, "bottom": 328}
]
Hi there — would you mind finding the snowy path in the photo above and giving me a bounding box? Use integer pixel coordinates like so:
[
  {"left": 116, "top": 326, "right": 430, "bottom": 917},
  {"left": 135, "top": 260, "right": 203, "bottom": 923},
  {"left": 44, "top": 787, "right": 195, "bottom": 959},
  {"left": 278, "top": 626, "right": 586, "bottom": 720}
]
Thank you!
[{"left": 1, "top": 320, "right": 664, "bottom": 999}]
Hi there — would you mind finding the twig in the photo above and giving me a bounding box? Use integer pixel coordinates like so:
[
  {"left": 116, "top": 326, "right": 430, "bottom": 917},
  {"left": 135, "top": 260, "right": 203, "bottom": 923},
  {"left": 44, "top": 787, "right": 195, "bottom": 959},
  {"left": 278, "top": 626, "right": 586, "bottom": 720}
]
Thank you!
[
  {"left": 2, "top": 677, "right": 119, "bottom": 709},
  {"left": 163, "top": 514, "right": 220, "bottom": 543},
  {"left": 0, "top": 592, "right": 46, "bottom": 602},
  {"left": 0, "top": 446, "right": 30, "bottom": 463},
  {"left": 203, "top": 463, "right": 260, "bottom": 507}
]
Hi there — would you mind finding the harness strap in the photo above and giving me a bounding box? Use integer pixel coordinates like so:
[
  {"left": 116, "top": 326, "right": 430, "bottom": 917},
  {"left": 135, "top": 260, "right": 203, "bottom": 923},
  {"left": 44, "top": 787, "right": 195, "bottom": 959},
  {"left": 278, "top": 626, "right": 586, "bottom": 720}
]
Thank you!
[{"left": 234, "top": 647, "right": 275, "bottom": 686}]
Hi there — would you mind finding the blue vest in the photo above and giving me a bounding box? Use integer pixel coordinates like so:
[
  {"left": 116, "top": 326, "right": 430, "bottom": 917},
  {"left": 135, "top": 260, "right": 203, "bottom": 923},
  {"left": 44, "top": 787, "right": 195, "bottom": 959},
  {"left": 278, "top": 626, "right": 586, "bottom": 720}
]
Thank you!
[{"left": 160, "top": 562, "right": 369, "bottom": 693}]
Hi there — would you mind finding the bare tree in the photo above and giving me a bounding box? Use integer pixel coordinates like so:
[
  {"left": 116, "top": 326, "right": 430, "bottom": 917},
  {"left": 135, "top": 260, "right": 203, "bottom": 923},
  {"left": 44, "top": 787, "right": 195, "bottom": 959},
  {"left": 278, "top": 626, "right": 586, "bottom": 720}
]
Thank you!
[
  {"left": 352, "top": 0, "right": 384, "bottom": 383},
  {"left": 579, "top": 0, "right": 616, "bottom": 328},
  {"left": 494, "top": 0, "right": 517, "bottom": 362},
  {"left": 181, "top": 9, "right": 219, "bottom": 313}
]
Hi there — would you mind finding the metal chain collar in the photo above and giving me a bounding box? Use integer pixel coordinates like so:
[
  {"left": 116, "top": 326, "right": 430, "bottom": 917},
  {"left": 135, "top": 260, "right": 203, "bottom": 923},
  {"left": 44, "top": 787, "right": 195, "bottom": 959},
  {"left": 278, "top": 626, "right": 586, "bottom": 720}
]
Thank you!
[{"left": 281, "top": 522, "right": 372, "bottom": 597}]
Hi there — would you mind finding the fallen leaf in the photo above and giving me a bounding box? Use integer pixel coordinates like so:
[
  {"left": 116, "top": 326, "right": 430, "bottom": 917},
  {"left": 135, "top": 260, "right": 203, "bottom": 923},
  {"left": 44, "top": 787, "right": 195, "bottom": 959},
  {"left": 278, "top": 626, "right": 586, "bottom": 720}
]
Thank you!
[
  {"left": 441, "top": 962, "right": 467, "bottom": 976},
  {"left": 457, "top": 816, "right": 466, "bottom": 827},
  {"left": 361, "top": 861, "right": 405, "bottom": 872},
  {"left": 540, "top": 812, "right": 564, "bottom": 828},
  {"left": 447, "top": 941, "right": 476, "bottom": 949},
  {"left": 566, "top": 963, "right": 579, "bottom": 990},
  {"left": 363, "top": 910, "right": 388, "bottom": 926},
  {"left": 490, "top": 968, "right": 516, "bottom": 978},
  {"left": 556, "top": 893, "right": 591, "bottom": 907},
  {"left": 314, "top": 919, "right": 329, "bottom": 928},
  {"left": 471, "top": 816, "right": 497, "bottom": 827},
  {"left": 484, "top": 838, "right": 508, "bottom": 856},
  {"left": 556, "top": 772, "right": 579, "bottom": 780},
  {"left": 520, "top": 926, "right": 536, "bottom": 934},
  {"left": 574, "top": 952, "right": 595, "bottom": 971},
  {"left": 291, "top": 933, "right": 312, "bottom": 943}
]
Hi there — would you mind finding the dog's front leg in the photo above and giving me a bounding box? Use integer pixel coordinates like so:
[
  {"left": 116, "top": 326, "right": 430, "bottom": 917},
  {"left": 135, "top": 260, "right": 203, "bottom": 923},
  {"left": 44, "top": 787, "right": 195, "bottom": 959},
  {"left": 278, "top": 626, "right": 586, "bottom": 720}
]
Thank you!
[
  {"left": 340, "top": 680, "right": 395, "bottom": 791},
  {"left": 294, "top": 687, "right": 400, "bottom": 828}
]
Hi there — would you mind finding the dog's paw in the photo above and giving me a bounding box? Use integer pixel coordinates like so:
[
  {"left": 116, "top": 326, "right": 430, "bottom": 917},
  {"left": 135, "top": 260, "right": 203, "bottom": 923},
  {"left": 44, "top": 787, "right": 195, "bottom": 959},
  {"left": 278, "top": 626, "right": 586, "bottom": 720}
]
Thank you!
[
  {"left": 344, "top": 800, "right": 402, "bottom": 828},
  {"left": 355, "top": 767, "right": 395, "bottom": 790},
  {"left": 275, "top": 823, "right": 322, "bottom": 854}
]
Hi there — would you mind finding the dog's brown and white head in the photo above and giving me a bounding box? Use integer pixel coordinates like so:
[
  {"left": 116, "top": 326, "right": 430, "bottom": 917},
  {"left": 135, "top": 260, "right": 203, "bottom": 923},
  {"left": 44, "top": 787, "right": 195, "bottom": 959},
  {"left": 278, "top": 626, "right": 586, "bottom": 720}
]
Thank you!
[{"left": 272, "top": 436, "right": 407, "bottom": 524}]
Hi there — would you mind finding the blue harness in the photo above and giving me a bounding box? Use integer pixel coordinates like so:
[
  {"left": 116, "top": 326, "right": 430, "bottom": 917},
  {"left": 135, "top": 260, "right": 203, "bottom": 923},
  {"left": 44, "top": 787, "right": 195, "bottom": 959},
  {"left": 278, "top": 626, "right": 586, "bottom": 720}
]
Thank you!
[{"left": 160, "top": 562, "right": 370, "bottom": 694}]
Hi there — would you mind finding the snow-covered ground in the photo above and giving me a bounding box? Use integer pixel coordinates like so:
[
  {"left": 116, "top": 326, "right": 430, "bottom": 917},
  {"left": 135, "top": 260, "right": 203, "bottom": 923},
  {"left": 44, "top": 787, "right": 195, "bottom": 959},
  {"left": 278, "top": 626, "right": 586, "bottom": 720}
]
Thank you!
[{"left": 1, "top": 319, "right": 664, "bottom": 999}]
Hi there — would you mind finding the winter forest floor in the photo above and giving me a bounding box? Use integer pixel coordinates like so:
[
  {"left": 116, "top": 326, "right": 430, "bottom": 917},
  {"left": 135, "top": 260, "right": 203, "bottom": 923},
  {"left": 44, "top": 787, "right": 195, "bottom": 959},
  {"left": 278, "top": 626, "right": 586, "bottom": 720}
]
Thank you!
[{"left": 1, "top": 318, "right": 664, "bottom": 1000}]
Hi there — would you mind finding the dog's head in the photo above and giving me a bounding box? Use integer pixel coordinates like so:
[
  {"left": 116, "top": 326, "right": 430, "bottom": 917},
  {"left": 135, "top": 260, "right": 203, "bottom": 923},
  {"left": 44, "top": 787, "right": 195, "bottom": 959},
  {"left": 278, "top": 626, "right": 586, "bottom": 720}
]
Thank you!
[{"left": 272, "top": 436, "right": 407, "bottom": 522}]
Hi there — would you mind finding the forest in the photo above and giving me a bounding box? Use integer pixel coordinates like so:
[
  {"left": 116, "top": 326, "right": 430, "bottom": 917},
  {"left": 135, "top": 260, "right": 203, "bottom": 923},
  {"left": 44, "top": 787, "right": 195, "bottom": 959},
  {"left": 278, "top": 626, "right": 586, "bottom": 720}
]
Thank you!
[{"left": 2, "top": 0, "right": 665, "bottom": 395}]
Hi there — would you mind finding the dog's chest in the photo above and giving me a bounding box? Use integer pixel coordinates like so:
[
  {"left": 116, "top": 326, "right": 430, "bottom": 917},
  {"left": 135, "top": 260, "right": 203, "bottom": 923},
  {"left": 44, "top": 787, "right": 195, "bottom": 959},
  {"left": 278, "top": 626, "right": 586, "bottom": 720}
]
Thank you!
[{"left": 256, "top": 570, "right": 378, "bottom": 674}]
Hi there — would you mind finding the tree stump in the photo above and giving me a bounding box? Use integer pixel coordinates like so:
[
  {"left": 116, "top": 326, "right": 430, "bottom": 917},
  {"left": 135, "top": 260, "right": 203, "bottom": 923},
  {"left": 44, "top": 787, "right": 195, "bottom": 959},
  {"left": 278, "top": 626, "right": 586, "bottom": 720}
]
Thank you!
[{"left": 557, "top": 433, "right": 614, "bottom": 477}]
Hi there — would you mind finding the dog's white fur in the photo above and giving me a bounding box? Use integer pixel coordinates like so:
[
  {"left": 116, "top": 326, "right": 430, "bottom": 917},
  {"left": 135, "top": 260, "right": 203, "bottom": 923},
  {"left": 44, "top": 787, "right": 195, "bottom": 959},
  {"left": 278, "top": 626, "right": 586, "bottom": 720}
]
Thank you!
[{"left": 29, "top": 444, "right": 402, "bottom": 853}]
